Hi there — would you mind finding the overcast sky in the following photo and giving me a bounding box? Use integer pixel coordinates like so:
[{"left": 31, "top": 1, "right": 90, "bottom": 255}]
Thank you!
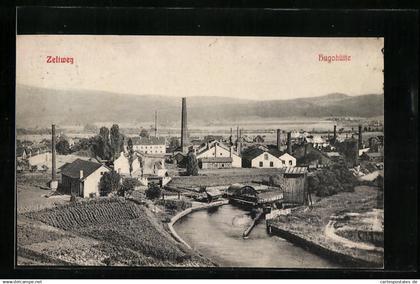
[{"left": 17, "top": 35, "right": 383, "bottom": 101}]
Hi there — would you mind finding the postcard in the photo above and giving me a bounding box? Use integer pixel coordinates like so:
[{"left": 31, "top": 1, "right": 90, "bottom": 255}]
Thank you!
[{"left": 16, "top": 35, "right": 384, "bottom": 268}]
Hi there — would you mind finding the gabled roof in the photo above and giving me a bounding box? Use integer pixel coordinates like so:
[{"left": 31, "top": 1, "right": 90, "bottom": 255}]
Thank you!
[
  {"left": 279, "top": 152, "right": 296, "bottom": 160},
  {"left": 242, "top": 147, "right": 283, "bottom": 161},
  {"left": 129, "top": 136, "right": 166, "bottom": 145},
  {"left": 196, "top": 140, "right": 234, "bottom": 156},
  {"left": 61, "top": 159, "right": 107, "bottom": 179}
]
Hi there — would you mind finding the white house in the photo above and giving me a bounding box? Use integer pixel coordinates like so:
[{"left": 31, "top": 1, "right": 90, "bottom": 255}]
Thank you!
[
  {"left": 114, "top": 152, "right": 141, "bottom": 176},
  {"left": 242, "top": 148, "right": 283, "bottom": 168},
  {"left": 128, "top": 136, "right": 166, "bottom": 154},
  {"left": 305, "top": 136, "right": 328, "bottom": 149},
  {"left": 279, "top": 152, "right": 297, "bottom": 167},
  {"left": 196, "top": 141, "right": 242, "bottom": 168},
  {"left": 60, "top": 159, "right": 110, "bottom": 198},
  {"left": 114, "top": 151, "right": 167, "bottom": 178}
]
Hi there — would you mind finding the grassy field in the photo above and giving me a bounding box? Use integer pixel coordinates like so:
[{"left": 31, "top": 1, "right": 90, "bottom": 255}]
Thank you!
[
  {"left": 268, "top": 186, "right": 384, "bottom": 266},
  {"left": 17, "top": 172, "right": 69, "bottom": 213}
]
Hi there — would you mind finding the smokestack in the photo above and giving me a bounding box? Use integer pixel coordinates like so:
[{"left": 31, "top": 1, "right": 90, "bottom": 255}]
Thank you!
[
  {"left": 287, "top": 132, "right": 292, "bottom": 154},
  {"left": 50, "top": 124, "right": 58, "bottom": 191},
  {"left": 333, "top": 125, "right": 337, "bottom": 140},
  {"left": 304, "top": 143, "right": 308, "bottom": 157},
  {"left": 180, "top": 98, "right": 188, "bottom": 153},
  {"left": 276, "top": 129, "right": 281, "bottom": 150},
  {"left": 358, "top": 124, "right": 363, "bottom": 148}
]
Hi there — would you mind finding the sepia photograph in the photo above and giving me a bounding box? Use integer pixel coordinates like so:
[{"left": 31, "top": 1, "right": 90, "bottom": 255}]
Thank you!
[{"left": 15, "top": 35, "right": 384, "bottom": 268}]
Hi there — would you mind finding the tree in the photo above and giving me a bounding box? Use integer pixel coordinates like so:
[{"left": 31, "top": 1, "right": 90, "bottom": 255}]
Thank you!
[
  {"left": 99, "top": 170, "right": 121, "bottom": 196},
  {"left": 127, "top": 138, "right": 134, "bottom": 175},
  {"left": 90, "top": 135, "right": 112, "bottom": 160},
  {"left": 99, "top": 126, "right": 110, "bottom": 142},
  {"left": 118, "top": 178, "right": 139, "bottom": 196},
  {"left": 55, "top": 139, "right": 70, "bottom": 155},
  {"left": 186, "top": 151, "right": 199, "bottom": 176},
  {"left": 139, "top": 128, "right": 149, "bottom": 138},
  {"left": 145, "top": 182, "right": 161, "bottom": 200},
  {"left": 110, "top": 124, "right": 123, "bottom": 160},
  {"left": 168, "top": 137, "right": 180, "bottom": 151},
  {"left": 138, "top": 156, "right": 144, "bottom": 177}
]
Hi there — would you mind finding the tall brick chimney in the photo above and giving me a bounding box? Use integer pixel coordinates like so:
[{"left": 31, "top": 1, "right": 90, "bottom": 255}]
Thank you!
[
  {"left": 276, "top": 129, "right": 281, "bottom": 151},
  {"left": 180, "top": 97, "right": 188, "bottom": 153},
  {"left": 333, "top": 125, "right": 337, "bottom": 140},
  {"left": 287, "top": 132, "right": 292, "bottom": 154},
  {"left": 358, "top": 124, "right": 363, "bottom": 148},
  {"left": 50, "top": 124, "right": 58, "bottom": 190}
]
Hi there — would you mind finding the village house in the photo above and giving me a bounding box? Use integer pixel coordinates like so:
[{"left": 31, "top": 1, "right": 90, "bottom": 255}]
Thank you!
[
  {"left": 242, "top": 148, "right": 283, "bottom": 168},
  {"left": 113, "top": 151, "right": 169, "bottom": 186},
  {"left": 305, "top": 135, "right": 328, "bottom": 149},
  {"left": 128, "top": 136, "right": 166, "bottom": 154},
  {"left": 196, "top": 141, "right": 242, "bottom": 168},
  {"left": 253, "top": 135, "right": 265, "bottom": 143},
  {"left": 20, "top": 145, "right": 52, "bottom": 170},
  {"left": 114, "top": 151, "right": 167, "bottom": 177},
  {"left": 60, "top": 159, "right": 110, "bottom": 198},
  {"left": 278, "top": 152, "right": 297, "bottom": 167}
]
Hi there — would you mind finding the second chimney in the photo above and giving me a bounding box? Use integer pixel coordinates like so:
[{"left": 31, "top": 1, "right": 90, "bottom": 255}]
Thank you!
[
  {"left": 276, "top": 129, "right": 282, "bottom": 151},
  {"left": 358, "top": 124, "right": 363, "bottom": 148},
  {"left": 287, "top": 132, "right": 292, "bottom": 154},
  {"left": 333, "top": 125, "right": 337, "bottom": 140},
  {"left": 180, "top": 97, "right": 188, "bottom": 153},
  {"left": 79, "top": 170, "right": 84, "bottom": 179}
]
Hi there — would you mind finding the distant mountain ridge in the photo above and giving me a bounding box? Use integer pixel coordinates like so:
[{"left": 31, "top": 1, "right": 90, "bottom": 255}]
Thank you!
[{"left": 16, "top": 85, "right": 384, "bottom": 127}]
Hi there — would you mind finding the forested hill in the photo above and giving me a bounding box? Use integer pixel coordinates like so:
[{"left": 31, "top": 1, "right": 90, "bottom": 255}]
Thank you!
[{"left": 16, "top": 84, "right": 384, "bottom": 127}]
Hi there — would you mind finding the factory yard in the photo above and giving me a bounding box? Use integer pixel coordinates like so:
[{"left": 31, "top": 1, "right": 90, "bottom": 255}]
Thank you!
[
  {"left": 168, "top": 168, "right": 282, "bottom": 188},
  {"left": 267, "top": 185, "right": 384, "bottom": 267}
]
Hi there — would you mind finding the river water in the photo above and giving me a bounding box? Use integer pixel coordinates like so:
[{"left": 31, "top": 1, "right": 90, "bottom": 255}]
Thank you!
[{"left": 174, "top": 204, "right": 339, "bottom": 268}]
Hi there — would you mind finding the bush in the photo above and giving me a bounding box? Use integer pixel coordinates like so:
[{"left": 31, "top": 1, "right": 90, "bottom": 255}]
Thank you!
[
  {"left": 156, "top": 199, "right": 192, "bottom": 212},
  {"left": 99, "top": 171, "right": 122, "bottom": 196},
  {"left": 118, "top": 178, "right": 140, "bottom": 197},
  {"left": 308, "top": 162, "right": 358, "bottom": 197},
  {"left": 145, "top": 183, "right": 161, "bottom": 200},
  {"left": 186, "top": 151, "right": 199, "bottom": 176}
]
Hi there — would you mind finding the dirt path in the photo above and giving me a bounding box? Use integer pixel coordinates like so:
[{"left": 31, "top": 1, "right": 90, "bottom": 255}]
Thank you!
[{"left": 324, "top": 220, "right": 377, "bottom": 251}]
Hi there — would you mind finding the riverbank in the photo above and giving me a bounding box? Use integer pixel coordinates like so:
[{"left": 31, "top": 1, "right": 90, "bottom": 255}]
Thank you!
[{"left": 267, "top": 186, "right": 383, "bottom": 267}]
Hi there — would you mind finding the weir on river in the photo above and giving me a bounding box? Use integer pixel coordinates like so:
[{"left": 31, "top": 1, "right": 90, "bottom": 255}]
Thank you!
[{"left": 174, "top": 204, "right": 340, "bottom": 268}]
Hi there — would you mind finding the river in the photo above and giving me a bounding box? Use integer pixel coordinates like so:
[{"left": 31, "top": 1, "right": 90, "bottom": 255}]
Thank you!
[{"left": 174, "top": 204, "right": 340, "bottom": 268}]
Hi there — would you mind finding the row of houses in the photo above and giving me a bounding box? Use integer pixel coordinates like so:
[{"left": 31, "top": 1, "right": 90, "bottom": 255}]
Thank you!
[
  {"left": 173, "top": 140, "right": 297, "bottom": 169},
  {"left": 242, "top": 147, "right": 296, "bottom": 168}
]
